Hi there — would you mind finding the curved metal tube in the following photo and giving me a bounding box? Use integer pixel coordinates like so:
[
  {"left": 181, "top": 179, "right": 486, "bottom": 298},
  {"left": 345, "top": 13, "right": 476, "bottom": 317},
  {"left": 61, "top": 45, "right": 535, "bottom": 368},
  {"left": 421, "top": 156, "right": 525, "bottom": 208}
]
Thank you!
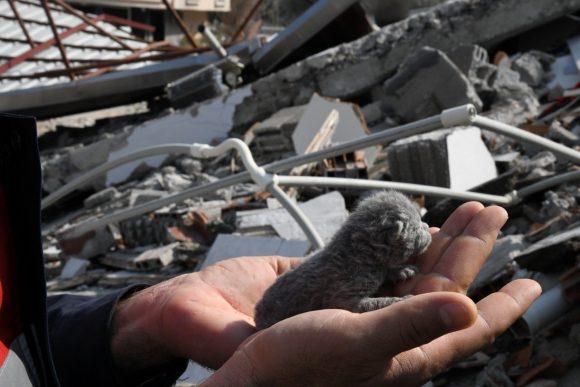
[
  {"left": 517, "top": 170, "right": 580, "bottom": 199},
  {"left": 50, "top": 105, "right": 580, "bottom": 239},
  {"left": 48, "top": 113, "right": 445, "bottom": 237},
  {"left": 191, "top": 138, "right": 325, "bottom": 249},
  {"left": 42, "top": 144, "right": 193, "bottom": 210},
  {"left": 275, "top": 176, "right": 514, "bottom": 205},
  {"left": 268, "top": 183, "right": 325, "bottom": 249},
  {"left": 473, "top": 115, "right": 580, "bottom": 164}
]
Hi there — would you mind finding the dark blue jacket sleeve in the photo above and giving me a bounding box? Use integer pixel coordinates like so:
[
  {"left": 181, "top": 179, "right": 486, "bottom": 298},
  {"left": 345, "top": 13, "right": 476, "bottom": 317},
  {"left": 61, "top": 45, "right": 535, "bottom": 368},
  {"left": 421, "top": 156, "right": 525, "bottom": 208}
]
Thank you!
[{"left": 47, "top": 285, "right": 188, "bottom": 387}]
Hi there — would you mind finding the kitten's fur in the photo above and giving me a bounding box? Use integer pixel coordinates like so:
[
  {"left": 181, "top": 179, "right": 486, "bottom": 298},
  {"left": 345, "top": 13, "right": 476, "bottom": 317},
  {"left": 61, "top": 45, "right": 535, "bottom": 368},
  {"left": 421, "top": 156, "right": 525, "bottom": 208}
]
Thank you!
[{"left": 254, "top": 190, "right": 432, "bottom": 330}]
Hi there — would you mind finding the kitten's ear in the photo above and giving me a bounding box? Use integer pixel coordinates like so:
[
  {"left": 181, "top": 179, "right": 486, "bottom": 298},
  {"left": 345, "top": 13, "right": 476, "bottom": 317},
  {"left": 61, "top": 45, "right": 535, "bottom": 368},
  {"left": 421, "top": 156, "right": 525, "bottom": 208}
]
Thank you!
[{"left": 393, "top": 220, "right": 404, "bottom": 235}]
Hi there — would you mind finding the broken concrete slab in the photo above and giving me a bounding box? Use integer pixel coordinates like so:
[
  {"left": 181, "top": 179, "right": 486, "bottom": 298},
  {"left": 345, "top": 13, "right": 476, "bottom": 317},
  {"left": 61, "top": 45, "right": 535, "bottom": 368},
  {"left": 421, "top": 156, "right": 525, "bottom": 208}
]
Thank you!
[
  {"left": 100, "top": 251, "right": 143, "bottom": 271},
  {"left": 252, "top": 0, "right": 367, "bottom": 74},
  {"left": 41, "top": 134, "right": 129, "bottom": 194},
  {"left": 129, "top": 189, "right": 168, "bottom": 207},
  {"left": 134, "top": 243, "right": 178, "bottom": 270},
  {"left": 60, "top": 257, "right": 90, "bottom": 280},
  {"left": 84, "top": 187, "right": 120, "bottom": 209},
  {"left": 201, "top": 234, "right": 310, "bottom": 269},
  {"left": 490, "top": 63, "right": 540, "bottom": 120},
  {"left": 249, "top": 105, "right": 306, "bottom": 156},
  {"left": 236, "top": 191, "right": 348, "bottom": 243},
  {"left": 387, "top": 126, "right": 497, "bottom": 190},
  {"left": 447, "top": 44, "right": 497, "bottom": 104},
  {"left": 470, "top": 235, "right": 529, "bottom": 293},
  {"left": 234, "top": 0, "right": 580, "bottom": 132},
  {"left": 57, "top": 226, "right": 115, "bottom": 259},
  {"left": 292, "top": 94, "right": 378, "bottom": 165},
  {"left": 382, "top": 47, "right": 483, "bottom": 122},
  {"left": 516, "top": 226, "right": 580, "bottom": 272},
  {"left": 106, "top": 86, "right": 252, "bottom": 185},
  {"left": 166, "top": 66, "right": 224, "bottom": 109}
]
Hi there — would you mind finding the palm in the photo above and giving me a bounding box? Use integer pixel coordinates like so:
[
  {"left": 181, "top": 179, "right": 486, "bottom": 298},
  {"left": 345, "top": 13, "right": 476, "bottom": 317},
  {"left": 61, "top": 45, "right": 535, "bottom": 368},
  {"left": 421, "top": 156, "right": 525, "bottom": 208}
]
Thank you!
[
  {"left": 205, "top": 202, "right": 538, "bottom": 386},
  {"left": 161, "top": 202, "right": 511, "bottom": 370},
  {"left": 158, "top": 256, "right": 301, "bottom": 367}
]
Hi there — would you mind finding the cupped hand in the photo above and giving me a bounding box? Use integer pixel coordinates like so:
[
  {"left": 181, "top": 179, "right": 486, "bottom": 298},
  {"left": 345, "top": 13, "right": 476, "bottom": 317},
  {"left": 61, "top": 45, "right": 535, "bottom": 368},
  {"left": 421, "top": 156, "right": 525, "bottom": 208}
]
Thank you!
[
  {"left": 111, "top": 201, "right": 540, "bottom": 384},
  {"left": 208, "top": 279, "right": 540, "bottom": 386}
]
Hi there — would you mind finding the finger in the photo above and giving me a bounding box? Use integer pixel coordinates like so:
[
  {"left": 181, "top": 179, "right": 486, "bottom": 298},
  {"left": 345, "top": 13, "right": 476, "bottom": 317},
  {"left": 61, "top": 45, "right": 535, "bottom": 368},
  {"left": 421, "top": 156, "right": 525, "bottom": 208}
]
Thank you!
[
  {"left": 418, "top": 202, "right": 485, "bottom": 273},
  {"left": 417, "top": 279, "right": 541, "bottom": 372},
  {"left": 427, "top": 205, "right": 508, "bottom": 293},
  {"left": 270, "top": 256, "right": 303, "bottom": 274},
  {"left": 361, "top": 292, "right": 478, "bottom": 359}
]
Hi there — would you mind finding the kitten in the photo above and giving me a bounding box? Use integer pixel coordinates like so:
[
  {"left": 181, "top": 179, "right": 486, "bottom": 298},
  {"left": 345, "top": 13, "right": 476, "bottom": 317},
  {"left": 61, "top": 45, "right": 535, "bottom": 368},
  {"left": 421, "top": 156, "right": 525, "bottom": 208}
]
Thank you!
[{"left": 254, "top": 190, "right": 432, "bottom": 330}]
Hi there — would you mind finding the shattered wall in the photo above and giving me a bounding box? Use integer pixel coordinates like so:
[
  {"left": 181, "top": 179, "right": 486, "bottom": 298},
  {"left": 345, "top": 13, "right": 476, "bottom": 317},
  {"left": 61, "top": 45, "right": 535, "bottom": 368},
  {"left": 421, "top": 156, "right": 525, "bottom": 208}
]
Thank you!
[{"left": 233, "top": 0, "right": 580, "bottom": 132}]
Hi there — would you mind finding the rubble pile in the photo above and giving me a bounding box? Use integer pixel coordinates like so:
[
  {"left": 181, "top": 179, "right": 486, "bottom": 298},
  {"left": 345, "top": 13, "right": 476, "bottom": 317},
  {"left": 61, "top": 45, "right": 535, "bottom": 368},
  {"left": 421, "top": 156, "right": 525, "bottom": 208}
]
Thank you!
[{"left": 34, "top": 0, "right": 580, "bottom": 385}]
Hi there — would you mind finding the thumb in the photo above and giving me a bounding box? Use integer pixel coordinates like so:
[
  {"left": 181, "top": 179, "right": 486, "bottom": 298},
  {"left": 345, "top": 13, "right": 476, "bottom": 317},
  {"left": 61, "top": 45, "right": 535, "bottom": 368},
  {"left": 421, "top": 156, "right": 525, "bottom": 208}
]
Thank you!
[{"left": 361, "top": 292, "right": 478, "bottom": 358}]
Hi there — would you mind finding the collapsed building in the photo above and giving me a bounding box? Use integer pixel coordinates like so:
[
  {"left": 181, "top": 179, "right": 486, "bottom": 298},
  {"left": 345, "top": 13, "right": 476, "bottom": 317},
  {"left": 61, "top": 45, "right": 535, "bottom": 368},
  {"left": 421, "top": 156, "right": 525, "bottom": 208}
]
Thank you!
[{"left": 3, "top": 0, "right": 580, "bottom": 385}]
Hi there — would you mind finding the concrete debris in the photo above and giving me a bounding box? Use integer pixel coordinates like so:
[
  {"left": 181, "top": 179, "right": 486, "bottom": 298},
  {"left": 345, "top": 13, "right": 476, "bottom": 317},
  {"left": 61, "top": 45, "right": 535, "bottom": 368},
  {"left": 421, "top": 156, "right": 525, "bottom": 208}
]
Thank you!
[
  {"left": 490, "top": 62, "right": 540, "bottom": 121},
  {"left": 447, "top": 45, "right": 497, "bottom": 104},
  {"left": 548, "top": 55, "right": 580, "bottom": 90},
  {"left": 201, "top": 234, "right": 310, "bottom": 269},
  {"left": 513, "top": 53, "right": 546, "bottom": 88},
  {"left": 516, "top": 226, "right": 580, "bottom": 272},
  {"left": 31, "top": 0, "right": 580, "bottom": 384},
  {"left": 292, "top": 94, "right": 378, "bottom": 165},
  {"left": 84, "top": 187, "right": 120, "bottom": 210},
  {"left": 538, "top": 191, "right": 576, "bottom": 221},
  {"left": 470, "top": 235, "right": 529, "bottom": 293},
  {"left": 60, "top": 257, "right": 90, "bottom": 280},
  {"left": 252, "top": 0, "right": 370, "bottom": 74},
  {"left": 129, "top": 189, "right": 169, "bottom": 208},
  {"left": 321, "top": 151, "right": 368, "bottom": 180},
  {"left": 475, "top": 354, "right": 515, "bottom": 387},
  {"left": 132, "top": 243, "right": 178, "bottom": 270},
  {"left": 234, "top": 0, "right": 580, "bottom": 132},
  {"left": 166, "top": 66, "right": 225, "bottom": 109},
  {"left": 57, "top": 226, "right": 115, "bottom": 259},
  {"left": 236, "top": 191, "right": 348, "bottom": 242},
  {"left": 383, "top": 47, "right": 483, "bottom": 122},
  {"left": 548, "top": 120, "right": 580, "bottom": 147},
  {"left": 387, "top": 126, "right": 497, "bottom": 190},
  {"left": 516, "top": 151, "right": 558, "bottom": 179},
  {"left": 248, "top": 105, "right": 306, "bottom": 158}
]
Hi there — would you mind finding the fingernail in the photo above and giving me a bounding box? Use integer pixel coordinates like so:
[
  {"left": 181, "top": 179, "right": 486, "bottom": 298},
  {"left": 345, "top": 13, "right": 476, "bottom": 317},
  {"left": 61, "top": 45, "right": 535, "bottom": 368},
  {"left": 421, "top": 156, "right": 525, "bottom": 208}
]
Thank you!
[{"left": 439, "top": 303, "right": 472, "bottom": 330}]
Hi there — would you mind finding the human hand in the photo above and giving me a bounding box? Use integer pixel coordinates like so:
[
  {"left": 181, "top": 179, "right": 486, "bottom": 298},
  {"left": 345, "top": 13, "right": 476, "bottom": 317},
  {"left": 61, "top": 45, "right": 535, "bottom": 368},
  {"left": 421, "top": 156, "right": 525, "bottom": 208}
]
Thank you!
[
  {"left": 110, "top": 202, "right": 541, "bottom": 385},
  {"left": 199, "top": 202, "right": 541, "bottom": 385},
  {"left": 110, "top": 255, "right": 302, "bottom": 371},
  {"left": 207, "top": 280, "right": 539, "bottom": 386}
]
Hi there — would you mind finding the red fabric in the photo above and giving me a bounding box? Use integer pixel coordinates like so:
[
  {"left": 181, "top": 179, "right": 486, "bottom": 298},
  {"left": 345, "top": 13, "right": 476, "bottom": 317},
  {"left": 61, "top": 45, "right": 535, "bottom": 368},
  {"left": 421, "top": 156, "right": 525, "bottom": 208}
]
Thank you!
[{"left": 0, "top": 186, "right": 21, "bottom": 366}]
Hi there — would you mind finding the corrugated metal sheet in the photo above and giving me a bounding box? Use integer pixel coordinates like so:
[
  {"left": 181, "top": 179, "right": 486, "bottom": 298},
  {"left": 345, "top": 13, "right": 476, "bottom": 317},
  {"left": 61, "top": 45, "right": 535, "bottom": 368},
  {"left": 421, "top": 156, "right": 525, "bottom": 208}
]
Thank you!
[{"left": 0, "top": 0, "right": 171, "bottom": 93}]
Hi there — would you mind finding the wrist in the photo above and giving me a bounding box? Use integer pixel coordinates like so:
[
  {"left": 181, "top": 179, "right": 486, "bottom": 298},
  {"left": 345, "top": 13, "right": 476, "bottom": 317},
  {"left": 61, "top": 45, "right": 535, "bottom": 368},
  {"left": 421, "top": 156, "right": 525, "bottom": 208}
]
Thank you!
[{"left": 110, "top": 285, "right": 180, "bottom": 375}]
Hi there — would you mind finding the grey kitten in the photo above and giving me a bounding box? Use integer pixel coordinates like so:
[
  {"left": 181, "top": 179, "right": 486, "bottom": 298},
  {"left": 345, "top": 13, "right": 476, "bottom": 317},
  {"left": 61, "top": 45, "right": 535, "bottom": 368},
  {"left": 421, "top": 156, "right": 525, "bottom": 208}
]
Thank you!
[{"left": 254, "top": 190, "right": 432, "bottom": 330}]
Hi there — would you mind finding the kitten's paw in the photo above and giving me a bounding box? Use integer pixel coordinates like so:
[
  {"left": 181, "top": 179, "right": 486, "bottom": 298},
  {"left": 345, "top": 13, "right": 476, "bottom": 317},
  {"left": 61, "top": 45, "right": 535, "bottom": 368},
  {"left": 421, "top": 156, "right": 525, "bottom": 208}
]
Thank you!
[
  {"left": 386, "top": 265, "right": 419, "bottom": 283},
  {"left": 413, "top": 222, "right": 432, "bottom": 255}
]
